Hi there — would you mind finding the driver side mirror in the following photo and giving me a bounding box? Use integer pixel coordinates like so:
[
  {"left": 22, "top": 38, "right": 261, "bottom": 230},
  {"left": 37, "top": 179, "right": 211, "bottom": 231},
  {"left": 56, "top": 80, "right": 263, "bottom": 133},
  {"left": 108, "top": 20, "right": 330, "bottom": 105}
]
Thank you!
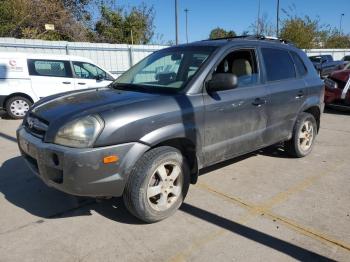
[
  {"left": 207, "top": 73, "right": 238, "bottom": 92},
  {"left": 95, "top": 74, "right": 104, "bottom": 81}
]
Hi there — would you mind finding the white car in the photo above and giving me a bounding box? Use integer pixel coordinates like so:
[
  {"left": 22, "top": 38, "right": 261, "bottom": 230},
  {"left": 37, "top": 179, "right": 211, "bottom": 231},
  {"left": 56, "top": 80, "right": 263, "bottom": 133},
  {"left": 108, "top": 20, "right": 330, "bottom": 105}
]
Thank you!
[{"left": 0, "top": 52, "right": 115, "bottom": 119}]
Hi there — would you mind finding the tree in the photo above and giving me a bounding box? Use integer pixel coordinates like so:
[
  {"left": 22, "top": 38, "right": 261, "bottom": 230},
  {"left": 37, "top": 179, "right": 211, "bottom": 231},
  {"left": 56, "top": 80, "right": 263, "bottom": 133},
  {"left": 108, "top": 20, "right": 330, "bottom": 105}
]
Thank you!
[
  {"left": 279, "top": 15, "right": 324, "bottom": 49},
  {"left": 95, "top": 3, "right": 155, "bottom": 44},
  {"left": 209, "top": 27, "right": 236, "bottom": 39},
  {"left": 250, "top": 13, "right": 275, "bottom": 36},
  {"left": 62, "top": 0, "right": 91, "bottom": 21},
  {"left": 324, "top": 30, "right": 350, "bottom": 48},
  {"left": 0, "top": 0, "right": 91, "bottom": 41}
]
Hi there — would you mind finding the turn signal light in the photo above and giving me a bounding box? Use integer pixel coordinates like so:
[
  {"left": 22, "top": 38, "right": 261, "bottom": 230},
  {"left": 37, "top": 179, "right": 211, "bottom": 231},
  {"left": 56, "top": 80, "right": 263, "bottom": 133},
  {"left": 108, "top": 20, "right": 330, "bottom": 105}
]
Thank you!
[{"left": 103, "top": 155, "right": 119, "bottom": 164}]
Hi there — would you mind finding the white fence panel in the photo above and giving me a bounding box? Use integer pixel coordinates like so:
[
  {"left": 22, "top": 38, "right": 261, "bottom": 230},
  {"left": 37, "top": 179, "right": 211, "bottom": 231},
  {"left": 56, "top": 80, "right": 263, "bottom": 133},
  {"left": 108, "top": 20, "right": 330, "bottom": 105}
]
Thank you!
[
  {"left": 0, "top": 38, "right": 168, "bottom": 77},
  {"left": 305, "top": 49, "right": 350, "bottom": 60}
]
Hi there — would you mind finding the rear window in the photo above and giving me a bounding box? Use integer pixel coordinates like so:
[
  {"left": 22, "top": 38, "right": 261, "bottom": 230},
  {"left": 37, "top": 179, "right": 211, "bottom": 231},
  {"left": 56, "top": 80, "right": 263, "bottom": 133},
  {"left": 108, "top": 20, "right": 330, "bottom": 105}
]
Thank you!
[
  {"left": 291, "top": 52, "right": 307, "bottom": 76},
  {"left": 28, "top": 59, "right": 72, "bottom": 77},
  {"left": 309, "top": 56, "right": 321, "bottom": 63},
  {"left": 261, "top": 48, "right": 296, "bottom": 81},
  {"left": 343, "top": 56, "right": 350, "bottom": 61}
]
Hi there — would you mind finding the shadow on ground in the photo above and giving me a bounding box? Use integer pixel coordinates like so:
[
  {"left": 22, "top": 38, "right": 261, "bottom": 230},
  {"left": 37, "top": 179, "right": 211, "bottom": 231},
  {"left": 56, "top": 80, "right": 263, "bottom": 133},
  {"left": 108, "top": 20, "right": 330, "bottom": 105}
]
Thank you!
[
  {"left": 0, "top": 143, "right": 290, "bottom": 223},
  {"left": 0, "top": 150, "right": 334, "bottom": 261},
  {"left": 324, "top": 107, "right": 350, "bottom": 116}
]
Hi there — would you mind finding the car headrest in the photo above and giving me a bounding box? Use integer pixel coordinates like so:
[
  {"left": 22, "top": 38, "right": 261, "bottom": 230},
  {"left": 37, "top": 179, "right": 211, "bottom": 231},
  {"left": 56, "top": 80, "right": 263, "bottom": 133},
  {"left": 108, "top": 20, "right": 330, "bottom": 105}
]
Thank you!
[{"left": 231, "top": 59, "right": 252, "bottom": 77}]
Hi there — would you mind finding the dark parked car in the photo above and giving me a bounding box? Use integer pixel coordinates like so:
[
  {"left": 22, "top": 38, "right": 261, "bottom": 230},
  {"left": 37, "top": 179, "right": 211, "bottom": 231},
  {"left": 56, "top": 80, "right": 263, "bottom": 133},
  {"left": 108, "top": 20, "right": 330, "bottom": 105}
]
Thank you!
[
  {"left": 17, "top": 36, "right": 324, "bottom": 222},
  {"left": 324, "top": 63, "right": 350, "bottom": 109},
  {"left": 342, "top": 55, "right": 350, "bottom": 63},
  {"left": 309, "top": 55, "right": 346, "bottom": 78}
]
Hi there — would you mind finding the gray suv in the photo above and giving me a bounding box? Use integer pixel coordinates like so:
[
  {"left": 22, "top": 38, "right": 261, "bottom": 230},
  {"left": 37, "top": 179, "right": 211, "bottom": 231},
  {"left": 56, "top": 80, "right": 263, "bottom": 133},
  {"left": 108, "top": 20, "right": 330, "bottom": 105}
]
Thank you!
[{"left": 17, "top": 36, "right": 324, "bottom": 222}]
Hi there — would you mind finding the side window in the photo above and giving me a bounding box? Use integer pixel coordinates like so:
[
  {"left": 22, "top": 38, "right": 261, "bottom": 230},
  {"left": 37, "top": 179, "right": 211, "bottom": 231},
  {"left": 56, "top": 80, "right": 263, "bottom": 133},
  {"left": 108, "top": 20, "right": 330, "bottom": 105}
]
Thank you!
[
  {"left": 72, "top": 62, "right": 111, "bottom": 80},
  {"left": 261, "top": 48, "right": 296, "bottom": 81},
  {"left": 28, "top": 59, "right": 72, "bottom": 77},
  {"left": 291, "top": 52, "right": 307, "bottom": 77},
  {"left": 213, "top": 49, "right": 259, "bottom": 87}
]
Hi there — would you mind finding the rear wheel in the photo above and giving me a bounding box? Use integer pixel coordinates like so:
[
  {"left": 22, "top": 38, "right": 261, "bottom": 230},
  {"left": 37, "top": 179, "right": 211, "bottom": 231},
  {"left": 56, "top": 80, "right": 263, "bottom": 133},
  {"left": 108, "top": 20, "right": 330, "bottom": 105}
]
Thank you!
[
  {"left": 5, "top": 96, "right": 32, "bottom": 119},
  {"left": 123, "top": 146, "right": 190, "bottom": 223},
  {"left": 285, "top": 112, "right": 317, "bottom": 157}
]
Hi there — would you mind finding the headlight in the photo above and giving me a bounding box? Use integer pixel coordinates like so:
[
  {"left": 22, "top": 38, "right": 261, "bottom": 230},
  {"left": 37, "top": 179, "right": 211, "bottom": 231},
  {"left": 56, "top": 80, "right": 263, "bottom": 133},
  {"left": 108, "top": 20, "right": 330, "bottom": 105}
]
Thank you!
[{"left": 54, "top": 115, "right": 103, "bottom": 148}]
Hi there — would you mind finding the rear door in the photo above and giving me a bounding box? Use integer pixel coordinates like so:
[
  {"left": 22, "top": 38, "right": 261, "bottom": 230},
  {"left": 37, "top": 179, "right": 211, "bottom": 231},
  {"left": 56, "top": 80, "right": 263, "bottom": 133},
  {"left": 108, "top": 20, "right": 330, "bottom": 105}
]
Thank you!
[
  {"left": 260, "top": 48, "right": 307, "bottom": 145},
  {"left": 72, "top": 61, "right": 114, "bottom": 89},
  {"left": 27, "top": 59, "right": 74, "bottom": 99}
]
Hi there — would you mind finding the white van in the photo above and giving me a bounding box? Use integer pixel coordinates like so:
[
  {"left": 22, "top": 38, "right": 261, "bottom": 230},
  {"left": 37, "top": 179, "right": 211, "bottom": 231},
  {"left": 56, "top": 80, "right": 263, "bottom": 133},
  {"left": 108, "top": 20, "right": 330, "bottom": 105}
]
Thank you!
[{"left": 0, "top": 52, "right": 115, "bottom": 118}]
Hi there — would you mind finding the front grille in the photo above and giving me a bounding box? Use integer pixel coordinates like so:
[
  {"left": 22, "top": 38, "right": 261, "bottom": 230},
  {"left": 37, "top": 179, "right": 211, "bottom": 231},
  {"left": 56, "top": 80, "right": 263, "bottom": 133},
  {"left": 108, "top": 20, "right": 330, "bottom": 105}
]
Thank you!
[{"left": 24, "top": 114, "right": 49, "bottom": 139}]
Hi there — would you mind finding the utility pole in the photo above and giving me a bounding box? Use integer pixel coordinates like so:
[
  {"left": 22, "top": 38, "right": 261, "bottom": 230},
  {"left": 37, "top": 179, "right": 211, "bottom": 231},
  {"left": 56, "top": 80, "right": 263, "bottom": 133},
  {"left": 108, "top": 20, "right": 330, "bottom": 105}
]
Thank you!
[
  {"left": 130, "top": 29, "right": 134, "bottom": 45},
  {"left": 339, "top": 13, "right": 345, "bottom": 34},
  {"left": 184, "top": 8, "right": 189, "bottom": 43},
  {"left": 256, "top": 0, "right": 261, "bottom": 35},
  {"left": 175, "top": 0, "right": 179, "bottom": 44},
  {"left": 276, "top": 0, "right": 280, "bottom": 37}
]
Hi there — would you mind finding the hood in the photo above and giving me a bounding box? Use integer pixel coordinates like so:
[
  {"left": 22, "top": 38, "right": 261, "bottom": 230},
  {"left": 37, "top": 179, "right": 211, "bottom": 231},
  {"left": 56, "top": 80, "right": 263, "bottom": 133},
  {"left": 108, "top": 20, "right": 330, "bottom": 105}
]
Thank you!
[
  {"left": 31, "top": 87, "right": 161, "bottom": 122},
  {"left": 330, "top": 69, "right": 350, "bottom": 83}
]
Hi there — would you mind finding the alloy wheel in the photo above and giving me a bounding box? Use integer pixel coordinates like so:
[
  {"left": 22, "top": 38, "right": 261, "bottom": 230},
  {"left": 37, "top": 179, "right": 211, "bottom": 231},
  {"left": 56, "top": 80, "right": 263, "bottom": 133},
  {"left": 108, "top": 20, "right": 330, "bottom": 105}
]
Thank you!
[
  {"left": 147, "top": 162, "right": 183, "bottom": 211},
  {"left": 299, "top": 120, "right": 314, "bottom": 152}
]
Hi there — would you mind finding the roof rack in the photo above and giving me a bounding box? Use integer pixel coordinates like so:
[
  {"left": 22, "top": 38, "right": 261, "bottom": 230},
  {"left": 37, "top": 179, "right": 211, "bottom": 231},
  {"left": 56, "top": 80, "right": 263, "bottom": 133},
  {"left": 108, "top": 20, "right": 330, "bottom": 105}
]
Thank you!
[{"left": 206, "top": 34, "right": 293, "bottom": 45}]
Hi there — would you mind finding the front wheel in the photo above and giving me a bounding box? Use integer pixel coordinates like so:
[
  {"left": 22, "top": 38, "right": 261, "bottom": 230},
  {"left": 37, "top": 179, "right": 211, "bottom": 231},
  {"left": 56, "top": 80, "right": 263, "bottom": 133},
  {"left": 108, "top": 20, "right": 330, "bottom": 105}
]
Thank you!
[
  {"left": 123, "top": 146, "right": 190, "bottom": 223},
  {"left": 5, "top": 96, "right": 32, "bottom": 119},
  {"left": 285, "top": 112, "right": 317, "bottom": 158}
]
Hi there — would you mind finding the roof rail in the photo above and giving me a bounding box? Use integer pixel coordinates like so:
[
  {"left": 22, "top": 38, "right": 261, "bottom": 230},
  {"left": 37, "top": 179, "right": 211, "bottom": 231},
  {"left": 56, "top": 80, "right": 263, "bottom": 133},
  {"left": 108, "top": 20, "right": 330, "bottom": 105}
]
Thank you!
[{"left": 206, "top": 34, "right": 293, "bottom": 45}]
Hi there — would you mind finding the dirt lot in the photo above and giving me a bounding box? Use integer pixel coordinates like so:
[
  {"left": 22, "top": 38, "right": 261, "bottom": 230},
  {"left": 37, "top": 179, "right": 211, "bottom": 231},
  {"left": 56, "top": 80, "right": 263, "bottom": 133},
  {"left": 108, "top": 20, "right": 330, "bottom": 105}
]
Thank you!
[{"left": 0, "top": 109, "right": 349, "bottom": 262}]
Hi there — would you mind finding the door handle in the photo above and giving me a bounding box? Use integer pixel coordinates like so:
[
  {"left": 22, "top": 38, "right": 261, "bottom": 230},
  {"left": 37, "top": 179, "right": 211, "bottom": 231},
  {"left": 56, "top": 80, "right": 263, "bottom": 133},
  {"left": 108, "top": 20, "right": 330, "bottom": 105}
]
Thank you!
[
  {"left": 252, "top": 98, "right": 266, "bottom": 107},
  {"left": 62, "top": 81, "right": 71, "bottom": 84},
  {"left": 77, "top": 82, "right": 86, "bottom": 85},
  {"left": 296, "top": 90, "right": 304, "bottom": 99}
]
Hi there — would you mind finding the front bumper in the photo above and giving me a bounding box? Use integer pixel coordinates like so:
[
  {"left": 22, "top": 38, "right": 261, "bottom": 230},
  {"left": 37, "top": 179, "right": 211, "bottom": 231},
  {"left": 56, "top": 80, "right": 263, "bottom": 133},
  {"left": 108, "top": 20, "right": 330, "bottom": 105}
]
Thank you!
[{"left": 17, "top": 126, "right": 149, "bottom": 197}]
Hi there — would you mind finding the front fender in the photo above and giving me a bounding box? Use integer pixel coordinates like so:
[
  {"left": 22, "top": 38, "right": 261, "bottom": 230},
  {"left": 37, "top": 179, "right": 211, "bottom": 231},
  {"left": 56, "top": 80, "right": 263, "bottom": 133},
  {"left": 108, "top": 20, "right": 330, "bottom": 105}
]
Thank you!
[{"left": 140, "top": 123, "right": 198, "bottom": 147}]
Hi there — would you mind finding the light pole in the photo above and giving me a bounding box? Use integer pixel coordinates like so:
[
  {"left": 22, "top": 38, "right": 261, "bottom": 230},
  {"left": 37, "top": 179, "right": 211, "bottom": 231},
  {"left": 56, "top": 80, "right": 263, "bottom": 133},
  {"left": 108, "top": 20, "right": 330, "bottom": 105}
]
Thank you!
[
  {"left": 184, "top": 8, "right": 189, "bottom": 43},
  {"left": 276, "top": 0, "right": 280, "bottom": 37},
  {"left": 339, "top": 13, "right": 345, "bottom": 34},
  {"left": 256, "top": 0, "right": 261, "bottom": 35},
  {"left": 175, "top": 0, "right": 179, "bottom": 44}
]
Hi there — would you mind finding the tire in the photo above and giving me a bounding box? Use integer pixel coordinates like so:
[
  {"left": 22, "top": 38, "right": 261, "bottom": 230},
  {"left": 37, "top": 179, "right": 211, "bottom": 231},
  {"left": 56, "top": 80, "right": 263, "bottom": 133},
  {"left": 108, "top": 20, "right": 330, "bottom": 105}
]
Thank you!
[
  {"left": 285, "top": 112, "right": 317, "bottom": 158},
  {"left": 123, "top": 146, "right": 190, "bottom": 223},
  {"left": 5, "top": 96, "right": 32, "bottom": 119}
]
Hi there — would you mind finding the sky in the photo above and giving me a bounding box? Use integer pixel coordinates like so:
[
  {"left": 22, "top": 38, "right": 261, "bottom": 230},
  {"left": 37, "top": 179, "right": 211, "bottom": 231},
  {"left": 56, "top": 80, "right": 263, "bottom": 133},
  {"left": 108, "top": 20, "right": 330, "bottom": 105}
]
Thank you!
[{"left": 115, "top": 0, "right": 350, "bottom": 44}]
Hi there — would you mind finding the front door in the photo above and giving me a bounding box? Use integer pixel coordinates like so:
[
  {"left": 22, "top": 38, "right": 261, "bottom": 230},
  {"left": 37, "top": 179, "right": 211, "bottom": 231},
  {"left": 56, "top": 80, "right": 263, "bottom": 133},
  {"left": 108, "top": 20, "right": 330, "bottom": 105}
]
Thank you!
[
  {"left": 203, "top": 48, "right": 268, "bottom": 165},
  {"left": 27, "top": 59, "right": 74, "bottom": 99},
  {"left": 72, "top": 61, "right": 114, "bottom": 89}
]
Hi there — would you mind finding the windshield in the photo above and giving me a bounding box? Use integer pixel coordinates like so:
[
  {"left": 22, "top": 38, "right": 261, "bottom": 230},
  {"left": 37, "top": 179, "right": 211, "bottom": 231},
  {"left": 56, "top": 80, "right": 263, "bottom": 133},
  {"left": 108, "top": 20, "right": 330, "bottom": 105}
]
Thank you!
[
  {"left": 113, "top": 46, "right": 216, "bottom": 92},
  {"left": 345, "top": 63, "right": 350, "bottom": 70}
]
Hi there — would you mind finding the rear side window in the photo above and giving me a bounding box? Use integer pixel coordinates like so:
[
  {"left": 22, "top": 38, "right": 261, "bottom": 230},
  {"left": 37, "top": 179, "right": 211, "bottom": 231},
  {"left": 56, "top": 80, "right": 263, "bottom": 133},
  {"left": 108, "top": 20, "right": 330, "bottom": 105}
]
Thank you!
[
  {"left": 28, "top": 59, "right": 72, "bottom": 77},
  {"left": 291, "top": 52, "right": 307, "bottom": 76},
  {"left": 261, "top": 48, "right": 296, "bottom": 81}
]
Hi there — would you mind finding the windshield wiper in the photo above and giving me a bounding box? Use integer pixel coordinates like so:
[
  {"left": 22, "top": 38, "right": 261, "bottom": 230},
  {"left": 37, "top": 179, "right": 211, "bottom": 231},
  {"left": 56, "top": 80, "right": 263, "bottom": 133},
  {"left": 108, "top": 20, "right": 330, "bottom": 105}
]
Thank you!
[{"left": 109, "top": 82, "right": 149, "bottom": 92}]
